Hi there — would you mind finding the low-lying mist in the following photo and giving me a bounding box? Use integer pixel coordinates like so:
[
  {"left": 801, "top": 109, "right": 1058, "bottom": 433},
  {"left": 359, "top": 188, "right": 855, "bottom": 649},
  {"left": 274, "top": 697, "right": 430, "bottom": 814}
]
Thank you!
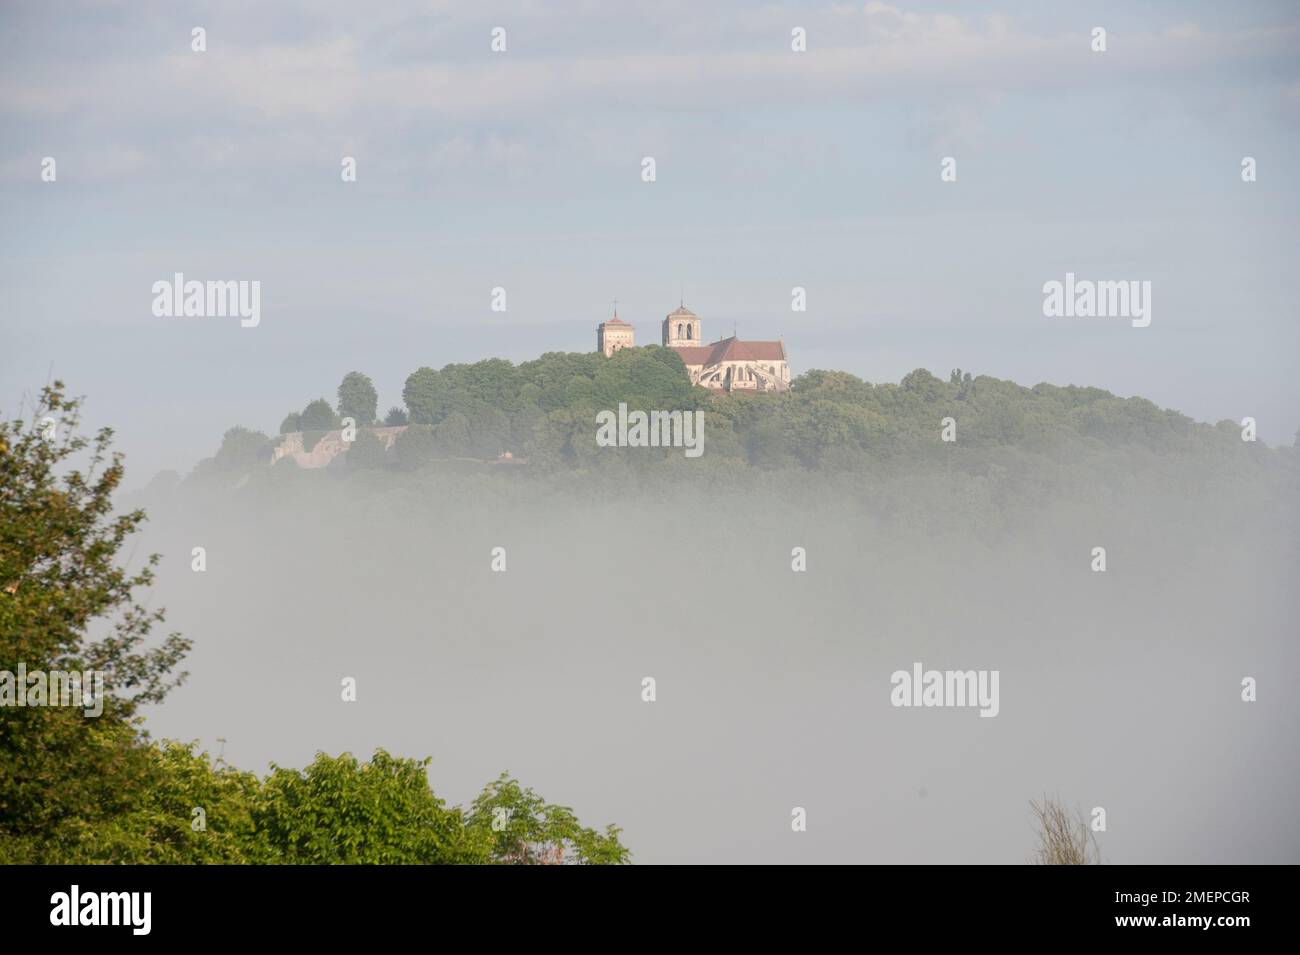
[{"left": 123, "top": 450, "right": 1300, "bottom": 863}]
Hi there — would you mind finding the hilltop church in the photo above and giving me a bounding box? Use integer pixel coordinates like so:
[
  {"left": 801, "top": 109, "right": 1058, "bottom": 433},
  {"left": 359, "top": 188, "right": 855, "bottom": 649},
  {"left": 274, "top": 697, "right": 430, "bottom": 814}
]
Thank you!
[{"left": 597, "top": 304, "right": 791, "bottom": 393}]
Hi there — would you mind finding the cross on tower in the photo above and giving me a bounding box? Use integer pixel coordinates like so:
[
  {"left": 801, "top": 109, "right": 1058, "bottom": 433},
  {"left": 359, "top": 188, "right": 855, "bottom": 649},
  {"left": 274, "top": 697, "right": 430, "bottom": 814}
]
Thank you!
[{"left": 612, "top": 298, "right": 619, "bottom": 318}]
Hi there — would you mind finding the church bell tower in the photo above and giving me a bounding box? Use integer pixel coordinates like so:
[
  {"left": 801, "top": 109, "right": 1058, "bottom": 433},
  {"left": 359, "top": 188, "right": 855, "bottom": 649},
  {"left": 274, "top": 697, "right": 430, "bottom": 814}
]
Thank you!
[{"left": 662, "top": 303, "right": 701, "bottom": 348}]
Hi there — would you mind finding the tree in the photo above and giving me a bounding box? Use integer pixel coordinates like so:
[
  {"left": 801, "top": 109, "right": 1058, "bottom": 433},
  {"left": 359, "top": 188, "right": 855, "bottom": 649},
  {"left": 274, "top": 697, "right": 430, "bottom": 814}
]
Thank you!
[
  {"left": 464, "top": 772, "right": 630, "bottom": 865},
  {"left": 402, "top": 367, "right": 447, "bottom": 425},
  {"left": 254, "top": 750, "right": 479, "bottom": 864},
  {"left": 279, "top": 411, "right": 302, "bottom": 434},
  {"left": 434, "top": 412, "right": 473, "bottom": 458},
  {"left": 394, "top": 424, "right": 437, "bottom": 469},
  {"left": 299, "top": 398, "right": 336, "bottom": 432},
  {"left": 40, "top": 741, "right": 269, "bottom": 864},
  {"left": 346, "top": 429, "right": 389, "bottom": 469},
  {"left": 0, "top": 383, "right": 190, "bottom": 853},
  {"left": 384, "top": 406, "right": 408, "bottom": 426},
  {"left": 298, "top": 398, "right": 337, "bottom": 453},
  {"left": 337, "top": 372, "right": 378, "bottom": 426},
  {"left": 1, "top": 383, "right": 631, "bottom": 866},
  {"left": 213, "top": 426, "right": 272, "bottom": 471}
]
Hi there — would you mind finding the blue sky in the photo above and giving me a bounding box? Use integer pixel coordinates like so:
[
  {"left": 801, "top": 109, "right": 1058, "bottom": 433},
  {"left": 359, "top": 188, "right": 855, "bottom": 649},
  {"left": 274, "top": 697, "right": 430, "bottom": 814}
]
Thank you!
[{"left": 2, "top": 0, "right": 1298, "bottom": 478}]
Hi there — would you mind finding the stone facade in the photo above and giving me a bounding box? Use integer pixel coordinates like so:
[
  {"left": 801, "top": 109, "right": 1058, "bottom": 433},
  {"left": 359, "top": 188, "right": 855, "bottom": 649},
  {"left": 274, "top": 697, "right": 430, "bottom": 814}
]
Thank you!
[
  {"left": 271, "top": 426, "right": 406, "bottom": 469},
  {"left": 659, "top": 304, "right": 790, "bottom": 392},
  {"left": 597, "top": 315, "right": 635, "bottom": 357},
  {"left": 662, "top": 305, "right": 702, "bottom": 347}
]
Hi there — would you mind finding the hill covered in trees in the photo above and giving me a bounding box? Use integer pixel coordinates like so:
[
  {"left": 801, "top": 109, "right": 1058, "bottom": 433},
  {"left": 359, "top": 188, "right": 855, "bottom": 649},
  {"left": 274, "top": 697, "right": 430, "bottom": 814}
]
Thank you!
[{"left": 191, "top": 345, "right": 1296, "bottom": 513}]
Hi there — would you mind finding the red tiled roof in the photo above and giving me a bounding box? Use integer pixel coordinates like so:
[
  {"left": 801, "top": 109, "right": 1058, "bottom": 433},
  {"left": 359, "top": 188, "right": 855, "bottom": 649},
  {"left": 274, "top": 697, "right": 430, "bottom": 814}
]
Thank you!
[
  {"left": 673, "top": 336, "right": 785, "bottom": 367},
  {"left": 601, "top": 317, "right": 632, "bottom": 326},
  {"left": 672, "top": 345, "right": 715, "bottom": 365}
]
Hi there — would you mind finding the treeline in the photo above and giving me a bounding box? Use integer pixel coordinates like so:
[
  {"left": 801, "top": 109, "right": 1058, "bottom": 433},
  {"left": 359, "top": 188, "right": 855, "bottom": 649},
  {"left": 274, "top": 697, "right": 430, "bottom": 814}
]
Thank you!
[
  {"left": 198, "top": 345, "right": 1296, "bottom": 478},
  {"left": 3, "top": 739, "right": 628, "bottom": 865},
  {"left": 0, "top": 384, "right": 629, "bottom": 865}
]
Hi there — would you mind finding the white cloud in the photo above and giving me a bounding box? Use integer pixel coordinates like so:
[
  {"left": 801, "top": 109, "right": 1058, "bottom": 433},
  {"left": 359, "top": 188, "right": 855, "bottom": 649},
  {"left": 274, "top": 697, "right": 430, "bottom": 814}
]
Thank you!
[{"left": 0, "top": 1, "right": 1295, "bottom": 183}]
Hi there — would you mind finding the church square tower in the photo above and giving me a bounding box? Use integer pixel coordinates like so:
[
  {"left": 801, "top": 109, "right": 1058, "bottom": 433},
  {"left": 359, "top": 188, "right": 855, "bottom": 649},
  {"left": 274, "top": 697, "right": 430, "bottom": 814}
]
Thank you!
[
  {"left": 662, "top": 305, "right": 701, "bottom": 347},
  {"left": 597, "top": 311, "right": 635, "bottom": 357}
]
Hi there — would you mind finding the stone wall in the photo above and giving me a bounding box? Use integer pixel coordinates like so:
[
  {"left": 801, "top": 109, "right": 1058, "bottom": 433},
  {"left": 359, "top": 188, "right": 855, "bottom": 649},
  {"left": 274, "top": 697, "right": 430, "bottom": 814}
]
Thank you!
[{"left": 271, "top": 426, "right": 407, "bottom": 469}]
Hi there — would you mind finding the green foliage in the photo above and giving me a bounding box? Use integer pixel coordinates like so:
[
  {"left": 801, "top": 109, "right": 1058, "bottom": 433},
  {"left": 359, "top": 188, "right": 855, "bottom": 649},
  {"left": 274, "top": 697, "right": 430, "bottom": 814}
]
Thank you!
[
  {"left": 279, "top": 411, "right": 301, "bottom": 434},
  {"left": 217, "top": 349, "right": 1293, "bottom": 500},
  {"left": 394, "top": 423, "right": 437, "bottom": 469},
  {"left": 299, "top": 398, "right": 337, "bottom": 432},
  {"left": 337, "top": 352, "right": 1277, "bottom": 477},
  {"left": 18, "top": 741, "right": 269, "bottom": 864},
  {"left": 4, "top": 743, "right": 632, "bottom": 865},
  {"left": 1, "top": 383, "right": 629, "bottom": 866},
  {"left": 383, "top": 406, "right": 408, "bottom": 426},
  {"left": 255, "top": 750, "right": 479, "bottom": 864},
  {"left": 464, "top": 773, "right": 631, "bottom": 865},
  {"left": 346, "top": 429, "right": 389, "bottom": 469},
  {"left": 213, "top": 426, "right": 273, "bottom": 470},
  {"left": 402, "top": 367, "right": 447, "bottom": 425},
  {"left": 299, "top": 398, "right": 338, "bottom": 453},
  {"left": 434, "top": 412, "right": 473, "bottom": 457},
  {"left": 337, "top": 371, "right": 378, "bottom": 426},
  {"left": 0, "top": 383, "right": 191, "bottom": 847}
]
